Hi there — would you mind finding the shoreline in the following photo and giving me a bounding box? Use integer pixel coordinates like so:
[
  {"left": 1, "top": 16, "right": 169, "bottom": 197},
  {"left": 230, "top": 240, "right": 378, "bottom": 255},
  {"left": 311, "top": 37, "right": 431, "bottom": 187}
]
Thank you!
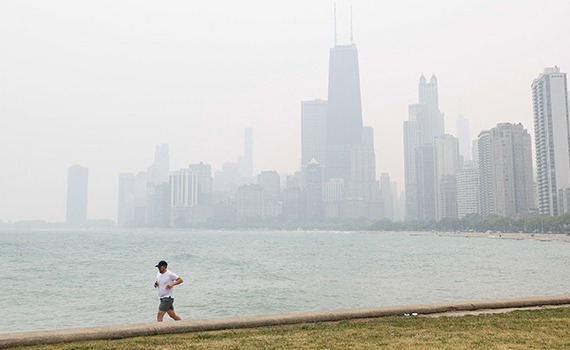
[
  {"left": 407, "top": 230, "right": 570, "bottom": 243},
  {"left": 2, "top": 227, "right": 569, "bottom": 243},
  {"left": 1, "top": 295, "right": 569, "bottom": 349}
]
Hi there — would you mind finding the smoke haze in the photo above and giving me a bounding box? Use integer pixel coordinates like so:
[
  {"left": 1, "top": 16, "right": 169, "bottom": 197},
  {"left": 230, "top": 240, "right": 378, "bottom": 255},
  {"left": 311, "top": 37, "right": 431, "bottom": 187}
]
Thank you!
[{"left": 1, "top": 0, "right": 569, "bottom": 221}]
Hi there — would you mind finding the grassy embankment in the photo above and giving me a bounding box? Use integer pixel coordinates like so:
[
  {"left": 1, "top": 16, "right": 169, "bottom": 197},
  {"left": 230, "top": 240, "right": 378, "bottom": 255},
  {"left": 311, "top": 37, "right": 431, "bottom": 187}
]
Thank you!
[{"left": 14, "top": 307, "right": 570, "bottom": 350}]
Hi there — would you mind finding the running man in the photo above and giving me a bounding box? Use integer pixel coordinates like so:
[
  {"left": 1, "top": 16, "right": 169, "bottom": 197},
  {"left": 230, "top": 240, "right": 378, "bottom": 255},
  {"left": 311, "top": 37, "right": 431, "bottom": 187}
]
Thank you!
[{"left": 154, "top": 260, "right": 183, "bottom": 322}]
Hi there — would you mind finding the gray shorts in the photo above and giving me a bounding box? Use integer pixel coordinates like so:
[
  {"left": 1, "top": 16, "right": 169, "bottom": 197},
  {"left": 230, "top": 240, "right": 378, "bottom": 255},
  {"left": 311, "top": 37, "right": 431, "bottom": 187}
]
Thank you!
[{"left": 159, "top": 297, "right": 174, "bottom": 311}]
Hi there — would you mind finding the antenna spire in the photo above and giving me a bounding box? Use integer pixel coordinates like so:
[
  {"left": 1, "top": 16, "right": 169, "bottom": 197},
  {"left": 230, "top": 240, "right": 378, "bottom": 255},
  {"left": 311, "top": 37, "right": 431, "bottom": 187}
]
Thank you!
[
  {"left": 350, "top": 4, "right": 354, "bottom": 45},
  {"left": 334, "top": 1, "right": 337, "bottom": 46}
]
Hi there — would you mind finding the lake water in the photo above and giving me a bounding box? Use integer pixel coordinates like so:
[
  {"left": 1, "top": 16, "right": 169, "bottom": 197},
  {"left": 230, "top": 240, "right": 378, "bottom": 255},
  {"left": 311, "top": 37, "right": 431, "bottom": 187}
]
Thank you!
[{"left": 1, "top": 229, "right": 569, "bottom": 334}]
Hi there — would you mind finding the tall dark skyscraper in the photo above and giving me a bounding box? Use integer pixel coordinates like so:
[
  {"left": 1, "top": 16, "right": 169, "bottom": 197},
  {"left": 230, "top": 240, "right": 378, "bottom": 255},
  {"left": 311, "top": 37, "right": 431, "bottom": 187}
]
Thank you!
[
  {"left": 66, "top": 164, "right": 88, "bottom": 226},
  {"left": 298, "top": 11, "right": 380, "bottom": 219},
  {"left": 325, "top": 44, "right": 363, "bottom": 183},
  {"left": 323, "top": 20, "right": 379, "bottom": 208},
  {"left": 326, "top": 44, "right": 363, "bottom": 146}
]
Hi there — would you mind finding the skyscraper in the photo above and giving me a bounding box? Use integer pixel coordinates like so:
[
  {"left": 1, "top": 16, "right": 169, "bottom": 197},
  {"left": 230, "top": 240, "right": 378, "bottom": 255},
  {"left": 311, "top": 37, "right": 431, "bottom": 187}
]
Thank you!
[
  {"left": 434, "top": 135, "right": 460, "bottom": 220},
  {"left": 146, "top": 144, "right": 170, "bottom": 227},
  {"left": 416, "top": 144, "right": 436, "bottom": 221},
  {"left": 237, "top": 128, "right": 253, "bottom": 178},
  {"left": 301, "top": 99, "right": 327, "bottom": 187},
  {"left": 324, "top": 40, "right": 378, "bottom": 206},
  {"left": 170, "top": 167, "right": 211, "bottom": 226},
  {"left": 479, "top": 123, "right": 535, "bottom": 218},
  {"left": 325, "top": 44, "right": 363, "bottom": 183},
  {"left": 258, "top": 170, "right": 280, "bottom": 201},
  {"left": 403, "top": 104, "right": 421, "bottom": 220},
  {"left": 305, "top": 159, "right": 323, "bottom": 219},
  {"left": 170, "top": 169, "right": 198, "bottom": 208},
  {"left": 326, "top": 45, "right": 363, "bottom": 146},
  {"left": 478, "top": 130, "right": 494, "bottom": 216},
  {"left": 471, "top": 140, "right": 479, "bottom": 163},
  {"left": 404, "top": 75, "right": 445, "bottom": 221},
  {"left": 380, "top": 173, "right": 393, "bottom": 220},
  {"left": 456, "top": 114, "right": 471, "bottom": 163},
  {"left": 236, "top": 184, "right": 265, "bottom": 219},
  {"left": 188, "top": 162, "right": 213, "bottom": 205},
  {"left": 532, "top": 67, "right": 570, "bottom": 215},
  {"left": 457, "top": 160, "right": 480, "bottom": 218},
  {"left": 349, "top": 126, "right": 378, "bottom": 201},
  {"left": 148, "top": 144, "right": 169, "bottom": 184},
  {"left": 418, "top": 74, "right": 445, "bottom": 144},
  {"left": 66, "top": 164, "right": 88, "bottom": 226},
  {"left": 183, "top": 162, "right": 214, "bottom": 224},
  {"left": 298, "top": 14, "right": 379, "bottom": 219}
]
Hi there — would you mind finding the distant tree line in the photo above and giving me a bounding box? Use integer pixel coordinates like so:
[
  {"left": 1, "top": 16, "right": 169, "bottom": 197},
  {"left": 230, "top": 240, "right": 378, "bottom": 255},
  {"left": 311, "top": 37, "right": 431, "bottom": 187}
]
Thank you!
[
  {"left": 182, "top": 214, "right": 570, "bottom": 234},
  {"left": 162, "top": 213, "right": 570, "bottom": 234},
  {"left": 2, "top": 214, "right": 570, "bottom": 234},
  {"left": 367, "top": 214, "right": 570, "bottom": 234}
]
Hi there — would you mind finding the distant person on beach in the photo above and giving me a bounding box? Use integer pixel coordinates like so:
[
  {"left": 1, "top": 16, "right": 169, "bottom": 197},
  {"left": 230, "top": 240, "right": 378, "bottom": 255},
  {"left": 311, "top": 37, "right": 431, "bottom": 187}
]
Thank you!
[{"left": 154, "top": 260, "right": 184, "bottom": 322}]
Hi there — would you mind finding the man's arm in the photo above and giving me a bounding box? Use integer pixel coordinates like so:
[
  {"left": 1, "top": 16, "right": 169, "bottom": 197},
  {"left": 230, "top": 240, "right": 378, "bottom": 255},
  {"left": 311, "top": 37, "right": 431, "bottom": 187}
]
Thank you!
[
  {"left": 154, "top": 280, "right": 158, "bottom": 288},
  {"left": 166, "top": 277, "right": 183, "bottom": 289}
]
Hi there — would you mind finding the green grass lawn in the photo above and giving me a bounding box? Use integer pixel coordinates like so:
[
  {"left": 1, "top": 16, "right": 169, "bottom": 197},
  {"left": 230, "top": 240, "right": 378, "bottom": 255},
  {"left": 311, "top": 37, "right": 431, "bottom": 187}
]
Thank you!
[{"left": 14, "top": 307, "right": 570, "bottom": 350}]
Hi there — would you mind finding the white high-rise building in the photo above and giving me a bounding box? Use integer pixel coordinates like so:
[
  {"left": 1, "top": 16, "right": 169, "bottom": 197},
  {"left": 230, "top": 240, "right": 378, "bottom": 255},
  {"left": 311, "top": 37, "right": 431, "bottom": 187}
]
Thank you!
[
  {"left": 532, "top": 67, "right": 570, "bottom": 215},
  {"left": 169, "top": 168, "right": 206, "bottom": 226},
  {"left": 478, "top": 130, "right": 494, "bottom": 216},
  {"left": 170, "top": 169, "right": 198, "bottom": 208},
  {"left": 457, "top": 161, "right": 480, "bottom": 218},
  {"left": 188, "top": 162, "right": 213, "bottom": 205}
]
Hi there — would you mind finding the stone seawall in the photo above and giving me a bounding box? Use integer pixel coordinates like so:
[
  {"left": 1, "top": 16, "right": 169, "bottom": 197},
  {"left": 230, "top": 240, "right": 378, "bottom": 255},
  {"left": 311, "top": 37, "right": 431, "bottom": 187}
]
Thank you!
[{"left": 1, "top": 295, "right": 569, "bottom": 349}]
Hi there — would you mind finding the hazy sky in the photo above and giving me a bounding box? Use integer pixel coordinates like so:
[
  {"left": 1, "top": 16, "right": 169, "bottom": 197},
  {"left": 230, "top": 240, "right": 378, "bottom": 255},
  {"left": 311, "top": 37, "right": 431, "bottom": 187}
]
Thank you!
[{"left": 1, "top": 0, "right": 569, "bottom": 222}]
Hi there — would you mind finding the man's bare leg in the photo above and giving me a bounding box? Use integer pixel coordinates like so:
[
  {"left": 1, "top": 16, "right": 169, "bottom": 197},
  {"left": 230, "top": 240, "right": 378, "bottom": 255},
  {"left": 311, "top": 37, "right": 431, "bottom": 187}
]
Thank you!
[
  {"left": 167, "top": 309, "right": 181, "bottom": 321},
  {"left": 157, "top": 310, "right": 167, "bottom": 322}
]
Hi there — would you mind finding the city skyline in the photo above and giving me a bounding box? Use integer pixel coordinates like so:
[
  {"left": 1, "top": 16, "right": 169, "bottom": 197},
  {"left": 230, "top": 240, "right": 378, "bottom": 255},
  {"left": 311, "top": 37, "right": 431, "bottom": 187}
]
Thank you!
[{"left": 2, "top": 1, "right": 570, "bottom": 221}]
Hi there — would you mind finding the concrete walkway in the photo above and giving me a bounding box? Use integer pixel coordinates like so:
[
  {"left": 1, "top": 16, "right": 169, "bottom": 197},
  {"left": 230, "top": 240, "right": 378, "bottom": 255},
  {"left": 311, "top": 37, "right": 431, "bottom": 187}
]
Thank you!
[{"left": 1, "top": 294, "right": 569, "bottom": 349}]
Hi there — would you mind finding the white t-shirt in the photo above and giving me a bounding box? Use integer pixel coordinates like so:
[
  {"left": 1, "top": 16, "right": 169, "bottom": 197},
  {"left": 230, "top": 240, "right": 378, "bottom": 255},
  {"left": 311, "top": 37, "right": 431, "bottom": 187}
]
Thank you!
[{"left": 156, "top": 270, "right": 179, "bottom": 298}]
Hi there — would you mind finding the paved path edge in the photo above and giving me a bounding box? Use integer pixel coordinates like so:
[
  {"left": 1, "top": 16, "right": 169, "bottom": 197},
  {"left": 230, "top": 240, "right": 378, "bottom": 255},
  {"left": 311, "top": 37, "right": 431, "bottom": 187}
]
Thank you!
[{"left": 2, "top": 294, "right": 569, "bottom": 348}]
